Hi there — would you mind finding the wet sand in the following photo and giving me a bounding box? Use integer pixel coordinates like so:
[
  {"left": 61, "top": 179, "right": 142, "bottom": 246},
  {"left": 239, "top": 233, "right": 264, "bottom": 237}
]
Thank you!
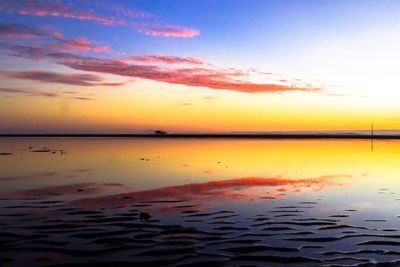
[
  {"left": 1, "top": 138, "right": 400, "bottom": 266},
  {"left": 1, "top": 185, "right": 400, "bottom": 267}
]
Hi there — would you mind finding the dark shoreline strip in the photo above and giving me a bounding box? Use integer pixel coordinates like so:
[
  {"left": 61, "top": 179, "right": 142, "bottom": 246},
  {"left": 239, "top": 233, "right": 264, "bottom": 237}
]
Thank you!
[{"left": 0, "top": 134, "right": 399, "bottom": 139}]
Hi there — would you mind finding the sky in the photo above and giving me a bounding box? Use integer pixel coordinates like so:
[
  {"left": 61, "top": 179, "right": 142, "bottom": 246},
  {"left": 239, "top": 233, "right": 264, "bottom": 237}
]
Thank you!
[{"left": 1, "top": 0, "right": 400, "bottom": 134}]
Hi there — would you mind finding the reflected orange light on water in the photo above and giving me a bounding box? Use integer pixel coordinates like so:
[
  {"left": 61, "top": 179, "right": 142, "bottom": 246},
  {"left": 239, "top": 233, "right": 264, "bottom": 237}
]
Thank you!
[{"left": 1, "top": 138, "right": 400, "bottom": 201}]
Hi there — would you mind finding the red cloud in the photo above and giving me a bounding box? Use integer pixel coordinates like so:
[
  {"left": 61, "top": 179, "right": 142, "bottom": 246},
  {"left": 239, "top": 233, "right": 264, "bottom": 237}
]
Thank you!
[
  {"left": 2, "top": 70, "right": 129, "bottom": 87},
  {"left": 0, "top": 43, "right": 322, "bottom": 94},
  {"left": 0, "top": 1, "right": 199, "bottom": 38}
]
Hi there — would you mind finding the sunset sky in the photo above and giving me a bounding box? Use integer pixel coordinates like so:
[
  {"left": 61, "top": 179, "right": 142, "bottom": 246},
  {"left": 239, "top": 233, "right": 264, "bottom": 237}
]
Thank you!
[{"left": 1, "top": 0, "right": 400, "bottom": 133}]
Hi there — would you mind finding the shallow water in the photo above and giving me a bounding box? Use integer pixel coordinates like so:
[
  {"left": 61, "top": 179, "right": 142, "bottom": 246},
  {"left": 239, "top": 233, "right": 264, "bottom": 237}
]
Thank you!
[{"left": 1, "top": 137, "right": 400, "bottom": 266}]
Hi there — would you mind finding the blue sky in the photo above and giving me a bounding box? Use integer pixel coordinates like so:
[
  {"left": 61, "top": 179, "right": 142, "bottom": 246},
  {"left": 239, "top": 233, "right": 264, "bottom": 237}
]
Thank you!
[{"left": 1, "top": 0, "right": 400, "bottom": 133}]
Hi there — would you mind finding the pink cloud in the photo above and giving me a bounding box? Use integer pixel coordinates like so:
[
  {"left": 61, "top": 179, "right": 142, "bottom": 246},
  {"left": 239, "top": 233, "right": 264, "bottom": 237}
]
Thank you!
[
  {"left": 0, "top": 0, "right": 123, "bottom": 26},
  {"left": 50, "top": 53, "right": 321, "bottom": 93},
  {"left": 139, "top": 25, "right": 200, "bottom": 38},
  {"left": 126, "top": 54, "right": 207, "bottom": 65},
  {"left": 0, "top": 22, "right": 62, "bottom": 38},
  {"left": 0, "top": 0, "right": 199, "bottom": 38},
  {"left": 0, "top": 43, "right": 322, "bottom": 94},
  {"left": 0, "top": 23, "right": 110, "bottom": 52},
  {"left": 51, "top": 37, "right": 110, "bottom": 52}
]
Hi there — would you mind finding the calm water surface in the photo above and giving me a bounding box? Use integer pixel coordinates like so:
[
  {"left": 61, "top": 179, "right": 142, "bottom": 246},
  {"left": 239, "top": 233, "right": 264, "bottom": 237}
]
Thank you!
[{"left": 1, "top": 138, "right": 400, "bottom": 266}]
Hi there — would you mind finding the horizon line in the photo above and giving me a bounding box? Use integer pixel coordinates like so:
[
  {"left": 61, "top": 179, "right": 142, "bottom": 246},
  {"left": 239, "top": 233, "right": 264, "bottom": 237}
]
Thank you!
[{"left": 1, "top": 133, "right": 400, "bottom": 139}]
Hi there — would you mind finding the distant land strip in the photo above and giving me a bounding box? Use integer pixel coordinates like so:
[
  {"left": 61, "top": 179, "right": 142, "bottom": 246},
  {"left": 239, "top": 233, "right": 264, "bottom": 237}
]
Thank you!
[{"left": 1, "top": 134, "right": 400, "bottom": 139}]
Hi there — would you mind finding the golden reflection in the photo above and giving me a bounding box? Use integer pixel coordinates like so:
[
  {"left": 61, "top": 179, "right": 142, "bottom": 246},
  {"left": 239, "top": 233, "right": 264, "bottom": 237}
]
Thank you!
[{"left": 1, "top": 138, "right": 400, "bottom": 199}]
